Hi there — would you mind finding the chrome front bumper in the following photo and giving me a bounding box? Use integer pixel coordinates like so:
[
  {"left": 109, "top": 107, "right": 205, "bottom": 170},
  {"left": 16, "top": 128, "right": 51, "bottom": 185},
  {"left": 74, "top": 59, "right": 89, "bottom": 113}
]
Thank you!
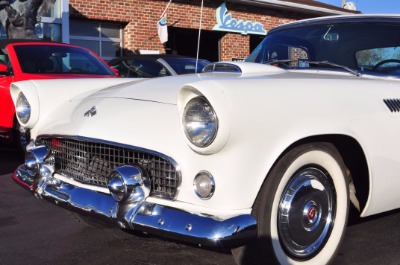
[{"left": 13, "top": 164, "right": 257, "bottom": 247}]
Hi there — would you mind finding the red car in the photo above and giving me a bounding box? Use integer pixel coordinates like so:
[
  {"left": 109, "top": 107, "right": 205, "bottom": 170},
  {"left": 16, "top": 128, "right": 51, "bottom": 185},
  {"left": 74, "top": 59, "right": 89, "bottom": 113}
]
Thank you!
[{"left": 0, "top": 40, "right": 117, "bottom": 149}]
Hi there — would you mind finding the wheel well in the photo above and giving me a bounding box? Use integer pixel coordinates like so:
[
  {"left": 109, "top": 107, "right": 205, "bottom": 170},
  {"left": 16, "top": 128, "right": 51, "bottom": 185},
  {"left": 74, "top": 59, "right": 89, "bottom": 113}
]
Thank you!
[
  {"left": 13, "top": 115, "right": 18, "bottom": 128},
  {"left": 12, "top": 115, "right": 30, "bottom": 150},
  {"left": 12, "top": 115, "right": 20, "bottom": 138},
  {"left": 279, "top": 135, "right": 369, "bottom": 214}
]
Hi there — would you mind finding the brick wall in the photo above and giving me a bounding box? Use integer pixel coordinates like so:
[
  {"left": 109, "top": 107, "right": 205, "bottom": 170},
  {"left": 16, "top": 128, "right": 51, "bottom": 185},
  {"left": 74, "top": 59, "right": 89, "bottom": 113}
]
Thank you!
[
  {"left": 69, "top": 0, "right": 313, "bottom": 61},
  {"left": 221, "top": 33, "right": 249, "bottom": 61}
]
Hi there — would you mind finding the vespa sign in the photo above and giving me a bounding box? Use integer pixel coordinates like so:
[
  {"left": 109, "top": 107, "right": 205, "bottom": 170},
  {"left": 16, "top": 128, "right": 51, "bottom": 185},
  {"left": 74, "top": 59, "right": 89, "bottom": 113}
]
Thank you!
[{"left": 213, "top": 2, "right": 267, "bottom": 35}]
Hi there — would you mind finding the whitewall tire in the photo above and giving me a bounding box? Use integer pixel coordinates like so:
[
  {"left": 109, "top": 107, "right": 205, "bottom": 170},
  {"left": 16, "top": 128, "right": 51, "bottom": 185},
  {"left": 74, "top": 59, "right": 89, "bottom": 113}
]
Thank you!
[{"left": 232, "top": 143, "right": 349, "bottom": 265}]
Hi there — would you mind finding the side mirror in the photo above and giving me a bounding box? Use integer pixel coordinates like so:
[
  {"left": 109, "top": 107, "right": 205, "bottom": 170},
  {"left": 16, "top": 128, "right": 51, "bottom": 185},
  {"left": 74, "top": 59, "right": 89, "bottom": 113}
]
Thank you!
[{"left": 0, "top": 63, "right": 8, "bottom": 73}]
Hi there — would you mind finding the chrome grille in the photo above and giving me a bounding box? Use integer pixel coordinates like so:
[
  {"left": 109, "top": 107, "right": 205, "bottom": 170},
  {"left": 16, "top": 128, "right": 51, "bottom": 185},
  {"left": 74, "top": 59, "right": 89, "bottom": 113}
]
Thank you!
[{"left": 41, "top": 137, "right": 179, "bottom": 199}]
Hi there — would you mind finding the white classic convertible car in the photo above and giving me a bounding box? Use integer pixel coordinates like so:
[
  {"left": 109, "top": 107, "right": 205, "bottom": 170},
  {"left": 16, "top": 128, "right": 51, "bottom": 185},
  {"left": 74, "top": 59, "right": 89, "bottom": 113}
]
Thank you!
[{"left": 11, "top": 15, "right": 400, "bottom": 265}]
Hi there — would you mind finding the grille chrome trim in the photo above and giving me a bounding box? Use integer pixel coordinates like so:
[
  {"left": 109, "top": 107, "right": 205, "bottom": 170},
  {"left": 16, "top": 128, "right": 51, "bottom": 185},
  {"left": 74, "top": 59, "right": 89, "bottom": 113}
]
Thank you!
[{"left": 37, "top": 135, "right": 181, "bottom": 200}]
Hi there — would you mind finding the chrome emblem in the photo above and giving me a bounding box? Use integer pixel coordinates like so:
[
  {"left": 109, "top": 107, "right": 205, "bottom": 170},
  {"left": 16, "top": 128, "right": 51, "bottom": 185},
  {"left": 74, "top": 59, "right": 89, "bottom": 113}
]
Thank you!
[{"left": 84, "top": 106, "right": 97, "bottom": 117}]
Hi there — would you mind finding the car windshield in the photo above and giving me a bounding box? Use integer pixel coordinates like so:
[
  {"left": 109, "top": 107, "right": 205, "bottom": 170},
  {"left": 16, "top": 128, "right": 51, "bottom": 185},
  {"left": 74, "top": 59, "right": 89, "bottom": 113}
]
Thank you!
[
  {"left": 246, "top": 20, "right": 400, "bottom": 77},
  {"left": 112, "top": 57, "right": 211, "bottom": 78},
  {"left": 162, "top": 57, "right": 210, "bottom": 75},
  {"left": 14, "top": 45, "right": 114, "bottom": 75},
  {"left": 112, "top": 59, "right": 170, "bottom": 78}
]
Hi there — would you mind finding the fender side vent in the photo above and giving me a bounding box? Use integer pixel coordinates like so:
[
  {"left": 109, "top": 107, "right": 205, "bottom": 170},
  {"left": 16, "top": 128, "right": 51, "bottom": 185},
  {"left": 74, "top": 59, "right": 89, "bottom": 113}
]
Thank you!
[{"left": 384, "top": 99, "right": 400, "bottom": 112}]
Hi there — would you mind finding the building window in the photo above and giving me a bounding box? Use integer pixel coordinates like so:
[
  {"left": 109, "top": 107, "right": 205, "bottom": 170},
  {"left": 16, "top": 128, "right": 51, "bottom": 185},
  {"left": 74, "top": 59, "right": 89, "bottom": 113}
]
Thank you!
[
  {"left": 35, "top": 23, "right": 62, "bottom": 42},
  {"left": 42, "top": 0, "right": 62, "bottom": 18},
  {"left": 70, "top": 20, "right": 123, "bottom": 61},
  {"left": 37, "top": 0, "right": 62, "bottom": 42}
]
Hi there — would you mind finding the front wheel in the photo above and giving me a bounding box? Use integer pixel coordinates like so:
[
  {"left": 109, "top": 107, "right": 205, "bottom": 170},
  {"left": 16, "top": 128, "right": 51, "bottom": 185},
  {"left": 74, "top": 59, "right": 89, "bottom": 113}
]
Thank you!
[{"left": 232, "top": 143, "right": 349, "bottom": 265}]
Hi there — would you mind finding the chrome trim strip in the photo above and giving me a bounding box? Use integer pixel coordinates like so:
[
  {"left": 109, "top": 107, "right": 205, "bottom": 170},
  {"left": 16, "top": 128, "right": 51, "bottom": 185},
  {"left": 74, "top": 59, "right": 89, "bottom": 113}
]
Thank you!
[
  {"left": 13, "top": 164, "right": 257, "bottom": 247},
  {"left": 55, "top": 173, "right": 110, "bottom": 194},
  {"left": 270, "top": 16, "right": 400, "bottom": 34}
]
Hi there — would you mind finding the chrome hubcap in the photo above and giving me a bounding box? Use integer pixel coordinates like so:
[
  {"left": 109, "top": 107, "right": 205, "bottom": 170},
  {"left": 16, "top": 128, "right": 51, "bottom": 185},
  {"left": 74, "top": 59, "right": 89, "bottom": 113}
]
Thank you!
[
  {"left": 303, "top": 200, "right": 320, "bottom": 230},
  {"left": 278, "top": 167, "right": 335, "bottom": 259}
]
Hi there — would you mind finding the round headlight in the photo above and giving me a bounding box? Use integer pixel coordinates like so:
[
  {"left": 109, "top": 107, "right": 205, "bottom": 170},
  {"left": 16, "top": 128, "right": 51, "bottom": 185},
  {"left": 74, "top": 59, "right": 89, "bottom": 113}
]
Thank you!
[
  {"left": 193, "top": 171, "right": 215, "bottom": 199},
  {"left": 183, "top": 97, "right": 218, "bottom": 147},
  {"left": 16, "top": 92, "right": 31, "bottom": 124}
]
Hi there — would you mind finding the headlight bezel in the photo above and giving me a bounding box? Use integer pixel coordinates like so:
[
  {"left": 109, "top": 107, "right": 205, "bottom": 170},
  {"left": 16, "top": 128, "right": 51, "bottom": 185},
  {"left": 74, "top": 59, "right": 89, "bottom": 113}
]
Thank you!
[
  {"left": 182, "top": 96, "right": 219, "bottom": 148},
  {"left": 16, "top": 92, "right": 31, "bottom": 124}
]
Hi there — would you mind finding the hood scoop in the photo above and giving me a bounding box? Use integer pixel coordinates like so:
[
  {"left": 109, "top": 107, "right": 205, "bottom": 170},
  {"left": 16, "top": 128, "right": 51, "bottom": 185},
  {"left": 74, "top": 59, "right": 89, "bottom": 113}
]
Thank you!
[
  {"left": 203, "top": 62, "right": 242, "bottom": 73},
  {"left": 202, "top": 61, "right": 286, "bottom": 75}
]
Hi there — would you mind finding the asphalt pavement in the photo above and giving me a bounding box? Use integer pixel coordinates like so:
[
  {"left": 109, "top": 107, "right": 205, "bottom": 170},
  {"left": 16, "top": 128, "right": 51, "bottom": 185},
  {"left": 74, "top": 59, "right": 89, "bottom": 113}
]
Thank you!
[{"left": 1, "top": 147, "right": 400, "bottom": 265}]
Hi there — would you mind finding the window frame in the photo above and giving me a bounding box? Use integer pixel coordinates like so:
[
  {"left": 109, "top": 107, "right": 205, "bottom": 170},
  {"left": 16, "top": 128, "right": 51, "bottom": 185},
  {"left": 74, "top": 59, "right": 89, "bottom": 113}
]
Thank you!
[{"left": 69, "top": 20, "right": 123, "bottom": 61}]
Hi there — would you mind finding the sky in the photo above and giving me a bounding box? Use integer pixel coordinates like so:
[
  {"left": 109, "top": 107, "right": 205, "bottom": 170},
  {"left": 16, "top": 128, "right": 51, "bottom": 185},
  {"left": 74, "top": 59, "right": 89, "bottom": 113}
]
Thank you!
[{"left": 317, "top": 0, "right": 400, "bottom": 14}]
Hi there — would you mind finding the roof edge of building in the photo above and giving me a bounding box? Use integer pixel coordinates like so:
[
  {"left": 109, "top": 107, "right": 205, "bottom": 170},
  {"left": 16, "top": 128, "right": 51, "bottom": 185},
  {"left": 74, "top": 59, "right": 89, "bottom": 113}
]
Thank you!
[{"left": 228, "top": 0, "right": 360, "bottom": 16}]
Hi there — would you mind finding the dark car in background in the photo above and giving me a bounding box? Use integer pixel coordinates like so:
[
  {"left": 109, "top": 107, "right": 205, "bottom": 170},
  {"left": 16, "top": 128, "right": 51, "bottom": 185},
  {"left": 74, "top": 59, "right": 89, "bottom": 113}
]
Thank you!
[{"left": 108, "top": 54, "right": 210, "bottom": 78}]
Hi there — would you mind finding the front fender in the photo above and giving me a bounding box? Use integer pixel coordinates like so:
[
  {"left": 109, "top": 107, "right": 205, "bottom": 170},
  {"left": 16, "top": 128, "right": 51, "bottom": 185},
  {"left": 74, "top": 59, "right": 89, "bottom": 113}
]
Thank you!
[{"left": 10, "top": 78, "right": 137, "bottom": 130}]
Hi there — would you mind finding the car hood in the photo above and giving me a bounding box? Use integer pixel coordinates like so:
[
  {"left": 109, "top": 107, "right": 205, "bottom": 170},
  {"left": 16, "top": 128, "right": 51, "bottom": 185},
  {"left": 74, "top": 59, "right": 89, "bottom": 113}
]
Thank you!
[
  {"left": 82, "top": 63, "right": 290, "bottom": 104},
  {"left": 22, "top": 62, "right": 379, "bottom": 153},
  {"left": 86, "top": 74, "right": 220, "bottom": 105},
  {"left": 84, "top": 63, "right": 364, "bottom": 105}
]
